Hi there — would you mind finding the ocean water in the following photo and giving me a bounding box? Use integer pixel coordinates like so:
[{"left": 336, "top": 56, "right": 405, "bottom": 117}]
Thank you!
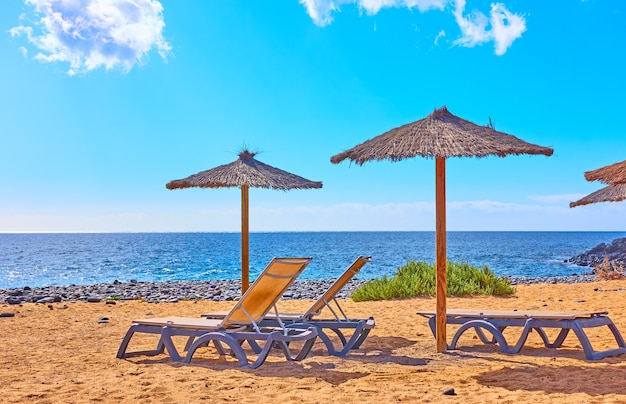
[{"left": 0, "top": 232, "right": 624, "bottom": 289}]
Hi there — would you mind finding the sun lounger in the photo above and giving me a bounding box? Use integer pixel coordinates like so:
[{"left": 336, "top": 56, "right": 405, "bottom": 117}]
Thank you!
[
  {"left": 203, "top": 255, "right": 376, "bottom": 357},
  {"left": 416, "top": 309, "right": 626, "bottom": 360},
  {"left": 117, "top": 257, "right": 318, "bottom": 368}
]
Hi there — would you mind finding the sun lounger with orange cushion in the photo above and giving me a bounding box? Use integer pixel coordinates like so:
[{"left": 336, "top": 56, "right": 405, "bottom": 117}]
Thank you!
[
  {"left": 203, "top": 255, "right": 375, "bottom": 357},
  {"left": 117, "top": 257, "right": 318, "bottom": 368}
]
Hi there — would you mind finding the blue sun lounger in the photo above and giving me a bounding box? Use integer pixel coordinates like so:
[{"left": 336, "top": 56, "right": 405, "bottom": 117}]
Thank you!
[
  {"left": 117, "top": 257, "right": 318, "bottom": 369},
  {"left": 203, "top": 256, "right": 375, "bottom": 357},
  {"left": 416, "top": 309, "right": 626, "bottom": 360}
]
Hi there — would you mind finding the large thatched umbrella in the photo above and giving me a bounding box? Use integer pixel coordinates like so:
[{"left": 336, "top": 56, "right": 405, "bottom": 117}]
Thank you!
[
  {"left": 166, "top": 150, "right": 322, "bottom": 293},
  {"left": 570, "top": 183, "right": 626, "bottom": 208},
  {"left": 570, "top": 159, "right": 626, "bottom": 208},
  {"left": 583, "top": 160, "right": 626, "bottom": 185},
  {"left": 330, "top": 106, "right": 553, "bottom": 353}
]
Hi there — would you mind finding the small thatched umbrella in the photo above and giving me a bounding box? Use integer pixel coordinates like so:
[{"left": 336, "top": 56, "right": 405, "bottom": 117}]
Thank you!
[
  {"left": 583, "top": 160, "right": 626, "bottom": 185},
  {"left": 570, "top": 183, "right": 626, "bottom": 207},
  {"left": 331, "top": 106, "right": 553, "bottom": 353},
  {"left": 167, "top": 150, "right": 322, "bottom": 293}
]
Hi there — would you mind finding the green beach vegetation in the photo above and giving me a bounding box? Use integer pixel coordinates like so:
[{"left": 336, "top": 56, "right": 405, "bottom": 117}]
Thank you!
[{"left": 351, "top": 261, "right": 515, "bottom": 302}]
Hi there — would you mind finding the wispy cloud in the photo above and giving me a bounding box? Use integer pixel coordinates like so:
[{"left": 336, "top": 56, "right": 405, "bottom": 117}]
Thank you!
[
  {"left": 529, "top": 194, "right": 587, "bottom": 204},
  {"left": 10, "top": 0, "right": 171, "bottom": 75},
  {"left": 299, "top": 0, "right": 525, "bottom": 55},
  {"left": 434, "top": 29, "right": 445, "bottom": 45}
]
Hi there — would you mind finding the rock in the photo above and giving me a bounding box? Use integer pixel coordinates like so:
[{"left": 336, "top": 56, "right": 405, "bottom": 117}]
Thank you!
[
  {"left": 6, "top": 297, "right": 21, "bottom": 305},
  {"left": 442, "top": 388, "right": 457, "bottom": 396},
  {"left": 105, "top": 300, "right": 116, "bottom": 305},
  {"left": 566, "top": 237, "right": 626, "bottom": 267},
  {"left": 0, "top": 312, "right": 15, "bottom": 317},
  {"left": 87, "top": 297, "right": 101, "bottom": 303},
  {"left": 37, "top": 297, "right": 55, "bottom": 304}
]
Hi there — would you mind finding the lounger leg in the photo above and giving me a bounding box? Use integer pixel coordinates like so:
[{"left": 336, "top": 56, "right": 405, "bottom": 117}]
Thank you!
[
  {"left": 312, "top": 326, "right": 339, "bottom": 356},
  {"left": 160, "top": 326, "right": 185, "bottom": 362},
  {"left": 351, "top": 327, "right": 373, "bottom": 350},
  {"left": 116, "top": 324, "right": 166, "bottom": 359},
  {"left": 248, "top": 333, "right": 282, "bottom": 369},
  {"left": 334, "top": 322, "right": 366, "bottom": 357},
  {"left": 450, "top": 320, "right": 512, "bottom": 353},
  {"left": 538, "top": 327, "right": 570, "bottom": 348},
  {"left": 427, "top": 316, "right": 437, "bottom": 339},
  {"left": 184, "top": 332, "right": 249, "bottom": 367}
]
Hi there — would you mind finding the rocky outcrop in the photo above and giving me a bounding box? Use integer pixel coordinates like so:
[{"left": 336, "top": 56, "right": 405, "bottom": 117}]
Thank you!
[{"left": 566, "top": 237, "right": 626, "bottom": 267}]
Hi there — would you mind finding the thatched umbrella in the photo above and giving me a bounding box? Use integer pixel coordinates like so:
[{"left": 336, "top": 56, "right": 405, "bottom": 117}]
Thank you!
[
  {"left": 330, "top": 106, "right": 553, "bottom": 353},
  {"left": 166, "top": 150, "right": 322, "bottom": 293},
  {"left": 570, "top": 184, "right": 626, "bottom": 208},
  {"left": 583, "top": 160, "right": 626, "bottom": 185}
]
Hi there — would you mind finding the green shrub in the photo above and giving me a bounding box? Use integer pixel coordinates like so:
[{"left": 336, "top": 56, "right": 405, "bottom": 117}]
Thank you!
[{"left": 350, "top": 260, "right": 515, "bottom": 302}]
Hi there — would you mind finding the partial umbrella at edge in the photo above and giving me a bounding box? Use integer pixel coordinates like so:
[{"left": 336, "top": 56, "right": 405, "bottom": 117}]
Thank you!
[
  {"left": 570, "top": 183, "right": 626, "bottom": 208},
  {"left": 167, "top": 150, "right": 322, "bottom": 293},
  {"left": 330, "top": 106, "right": 553, "bottom": 353},
  {"left": 583, "top": 160, "right": 626, "bottom": 185}
]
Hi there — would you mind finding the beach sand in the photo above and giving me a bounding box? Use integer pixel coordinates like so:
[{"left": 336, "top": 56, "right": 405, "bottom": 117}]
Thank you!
[{"left": 2, "top": 280, "right": 626, "bottom": 403}]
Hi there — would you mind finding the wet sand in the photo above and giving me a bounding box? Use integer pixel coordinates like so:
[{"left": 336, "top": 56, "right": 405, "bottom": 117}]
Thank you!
[{"left": 2, "top": 280, "right": 626, "bottom": 403}]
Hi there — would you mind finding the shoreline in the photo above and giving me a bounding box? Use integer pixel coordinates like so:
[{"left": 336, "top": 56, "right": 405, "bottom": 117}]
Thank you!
[{"left": 1, "top": 273, "right": 599, "bottom": 305}]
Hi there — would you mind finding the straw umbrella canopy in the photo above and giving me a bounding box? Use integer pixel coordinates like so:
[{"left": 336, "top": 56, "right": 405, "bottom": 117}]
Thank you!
[
  {"left": 583, "top": 160, "right": 626, "bottom": 185},
  {"left": 166, "top": 150, "right": 322, "bottom": 293},
  {"left": 330, "top": 106, "right": 553, "bottom": 353},
  {"left": 570, "top": 183, "right": 626, "bottom": 207}
]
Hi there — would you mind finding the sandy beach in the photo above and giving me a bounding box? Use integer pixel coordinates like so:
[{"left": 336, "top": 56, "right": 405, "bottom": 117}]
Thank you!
[{"left": 2, "top": 280, "right": 626, "bottom": 403}]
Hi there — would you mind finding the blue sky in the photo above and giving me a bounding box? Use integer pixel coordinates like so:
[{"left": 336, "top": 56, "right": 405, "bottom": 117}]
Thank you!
[{"left": 0, "top": 0, "right": 625, "bottom": 232}]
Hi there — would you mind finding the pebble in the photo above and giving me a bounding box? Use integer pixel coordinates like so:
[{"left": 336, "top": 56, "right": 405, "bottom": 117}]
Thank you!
[
  {"left": 442, "top": 387, "right": 457, "bottom": 396},
  {"left": 0, "top": 274, "right": 599, "bottom": 305},
  {"left": 0, "top": 312, "right": 15, "bottom": 318}
]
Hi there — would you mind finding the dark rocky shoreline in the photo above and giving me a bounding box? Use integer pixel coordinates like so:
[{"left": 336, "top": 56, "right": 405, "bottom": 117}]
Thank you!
[
  {"left": 0, "top": 274, "right": 600, "bottom": 305},
  {"left": 565, "top": 237, "right": 626, "bottom": 267}
]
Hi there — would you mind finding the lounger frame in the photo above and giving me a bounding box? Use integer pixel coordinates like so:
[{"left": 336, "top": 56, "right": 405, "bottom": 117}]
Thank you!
[
  {"left": 417, "top": 309, "right": 626, "bottom": 360},
  {"left": 117, "top": 258, "right": 318, "bottom": 368},
  {"left": 203, "top": 255, "right": 375, "bottom": 357}
]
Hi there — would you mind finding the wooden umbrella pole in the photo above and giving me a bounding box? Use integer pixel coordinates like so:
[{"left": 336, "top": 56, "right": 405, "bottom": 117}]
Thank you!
[
  {"left": 435, "top": 157, "right": 447, "bottom": 353},
  {"left": 241, "top": 185, "right": 250, "bottom": 293}
]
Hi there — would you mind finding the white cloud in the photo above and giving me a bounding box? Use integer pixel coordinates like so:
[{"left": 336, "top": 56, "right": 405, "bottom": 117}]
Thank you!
[
  {"left": 3, "top": 198, "right": 626, "bottom": 232},
  {"left": 300, "top": 0, "right": 445, "bottom": 26},
  {"left": 452, "top": 0, "right": 526, "bottom": 55},
  {"left": 10, "top": 0, "right": 171, "bottom": 75},
  {"left": 490, "top": 3, "right": 526, "bottom": 55},
  {"left": 529, "top": 194, "right": 587, "bottom": 204},
  {"left": 434, "top": 29, "right": 445, "bottom": 45},
  {"left": 300, "top": 0, "right": 525, "bottom": 55}
]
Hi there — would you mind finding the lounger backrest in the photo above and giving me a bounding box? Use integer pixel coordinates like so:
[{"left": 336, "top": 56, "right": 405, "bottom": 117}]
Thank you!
[
  {"left": 303, "top": 256, "right": 371, "bottom": 318},
  {"left": 222, "top": 257, "right": 312, "bottom": 327}
]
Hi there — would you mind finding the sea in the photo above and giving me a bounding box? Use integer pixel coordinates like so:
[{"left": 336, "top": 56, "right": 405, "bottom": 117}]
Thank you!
[{"left": 0, "top": 232, "right": 624, "bottom": 289}]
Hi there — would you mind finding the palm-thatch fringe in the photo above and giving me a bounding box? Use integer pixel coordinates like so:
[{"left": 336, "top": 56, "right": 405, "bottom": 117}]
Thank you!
[
  {"left": 570, "top": 183, "right": 626, "bottom": 208},
  {"left": 330, "top": 106, "right": 553, "bottom": 165},
  {"left": 584, "top": 160, "right": 626, "bottom": 185},
  {"left": 167, "top": 150, "right": 322, "bottom": 190}
]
